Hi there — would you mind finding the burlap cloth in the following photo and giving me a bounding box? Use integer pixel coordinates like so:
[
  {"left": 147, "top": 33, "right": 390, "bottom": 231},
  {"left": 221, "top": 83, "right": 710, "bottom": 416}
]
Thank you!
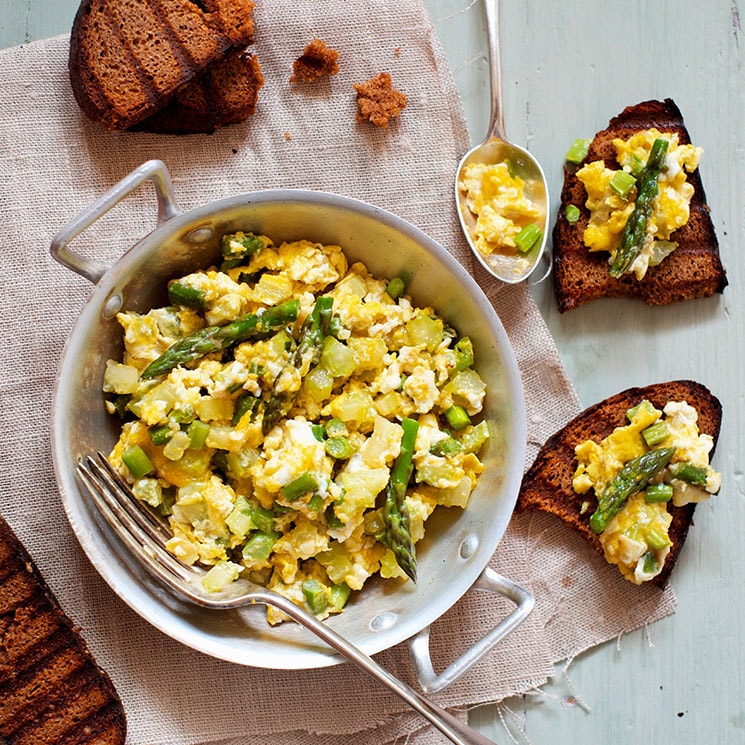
[{"left": 0, "top": 2, "right": 677, "bottom": 743}]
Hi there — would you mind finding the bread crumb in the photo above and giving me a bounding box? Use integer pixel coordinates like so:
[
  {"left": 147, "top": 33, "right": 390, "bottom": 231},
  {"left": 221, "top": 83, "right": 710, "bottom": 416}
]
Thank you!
[
  {"left": 353, "top": 72, "right": 407, "bottom": 128},
  {"left": 393, "top": 47, "right": 401, "bottom": 58},
  {"left": 284, "top": 131, "right": 292, "bottom": 141},
  {"left": 290, "top": 39, "right": 340, "bottom": 83}
]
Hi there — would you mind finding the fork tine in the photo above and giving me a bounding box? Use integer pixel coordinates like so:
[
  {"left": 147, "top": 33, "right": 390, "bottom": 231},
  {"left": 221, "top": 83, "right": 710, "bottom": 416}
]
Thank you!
[
  {"left": 91, "top": 452, "right": 174, "bottom": 545},
  {"left": 76, "top": 455, "right": 196, "bottom": 586},
  {"left": 75, "top": 461, "right": 189, "bottom": 596}
]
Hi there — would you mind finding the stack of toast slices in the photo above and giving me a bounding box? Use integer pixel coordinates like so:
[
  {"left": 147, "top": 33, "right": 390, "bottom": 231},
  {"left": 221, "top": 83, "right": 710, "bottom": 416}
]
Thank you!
[
  {"left": 517, "top": 380, "right": 722, "bottom": 587},
  {"left": 0, "top": 514, "right": 126, "bottom": 744},
  {"left": 552, "top": 99, "right": 728, "bottom": 312},
  {"left": 69, "top": 0, "right": 263, "bottom": 133}
]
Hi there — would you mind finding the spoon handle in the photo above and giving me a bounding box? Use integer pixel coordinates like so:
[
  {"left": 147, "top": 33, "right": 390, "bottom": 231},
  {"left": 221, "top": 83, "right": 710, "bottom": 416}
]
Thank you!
[{"left": 484, "top": 0, "right": 507, "bottom": 142}]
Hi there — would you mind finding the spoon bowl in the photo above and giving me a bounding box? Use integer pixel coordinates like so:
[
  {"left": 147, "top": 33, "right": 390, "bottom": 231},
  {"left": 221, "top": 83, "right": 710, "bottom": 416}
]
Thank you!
[{"left": 455, "top": 0, "right": 550, "bottom": 284}]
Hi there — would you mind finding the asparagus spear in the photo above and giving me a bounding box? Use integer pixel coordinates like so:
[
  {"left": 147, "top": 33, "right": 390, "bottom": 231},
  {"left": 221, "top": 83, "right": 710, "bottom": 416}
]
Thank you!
[
  {"left": 167, "top": 281, "right": 209, "bottom": 310},
  {"left": 381, "top": 417, "right": 420, "bottom": 582},
  {"left": 261, "top": 296, "right": 333, "bottom": 434},
  {"left": 608, "top": 137, "right": 669, "bottom": 278},
  {"left": 589, "top": 446, "right": 676, "bottom": 534},
  {"left": 141, "top": 299, "right": 299, "bottom": 379},
  {"left": 293, "top": 296, "right": 333, "bottom": 374},
  {"left": 220, "top": 232, "right": 264, "bottom": 271}
]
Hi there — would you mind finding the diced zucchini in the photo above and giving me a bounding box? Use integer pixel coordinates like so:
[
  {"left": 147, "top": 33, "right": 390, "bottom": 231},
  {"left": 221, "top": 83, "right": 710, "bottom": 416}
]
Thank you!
[
  {"left": 453, "top": 337, "right": 474, "bottom": 372},
  {"left": 225, "top": 449, "right": 259, "bottom": 480},
  {"left": 609, "top": 170, "right": 637, "bottom": 198},
  {"left": 301, "top": 579, "right": 328, "bottom": 615},
  {"left": 429, "top": 437, "right": 463, "bottom": 457},
  {"left": 328, "top": 583, "right": 352, "bottom": 611},
  {"left": 459, "top": 420, "right": 490, "bottom": 453},
  {"left": 201, "top": 561, "right": 242, "bottom": 593},
  {"left": 132, "top": 477, "right": 163, "bottom": 508},
  {"left": 162, "top": 430, "right": 192, "bottom": 461},
  {"left": 304, "top": 366, "right": 334, "bottom": 402},
  {"left": 103, "top": 360, "right": 139, "bottom": 395},
  {"left": 565, "top": 204, "right": 581, "bottom": 223},
  {"left": 406, "top": 314, "right": 444, "bottom": 352},
  {"left": 321, "top": 337, "right": 356, "bottom": 377},
  {"left": 514, "top": 223, "right": 543, "bottom": 254},
  {"left": 445, "top": 405, "right": 471, "bottom": 431},
  {"left": 187, "top": 420, "right": 210, "bottom": 450},
  {"left": 253, "top": 273, "right": 293, "bottom": 305},
  {"left": 641, "top": 421, "right": 670, "bottom": 447},
  {"left": 565, "top": 138, "right": 590, "bottom": 164},
  {"left": 386, "top": 276, "right": 406, "bottom": 299},
  {"left": 121, "top": 445, "right": 154, "bottom": 479},
  {"left": 645, "top": 528, "right": 671, "bottom": 551},
  {"left": 325, "top": 418, "right": 348, "bottom": 437},
  {"left": 242, "top": 531, "right": 278, "bottom": 563},
  {"left": 195, "top": 396, "right": 234, "bottom": 422},
  {"left": 226, "top": 496, "right": 255, "bottom": 537}
]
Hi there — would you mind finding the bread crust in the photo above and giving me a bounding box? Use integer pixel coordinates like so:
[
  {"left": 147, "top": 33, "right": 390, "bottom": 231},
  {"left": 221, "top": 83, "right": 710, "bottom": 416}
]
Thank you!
[
  {"left": 0, "top": 515, "right": 126, "bottom": 744},
  {"left": 68, "top": 0, "right": 256, "bottom": 130},
  {"left": 516, "top": 380, "right": 722, "bottom": 587},
  {"left": 134, "top": 48, "right": 264, "bottom": 134},
  {"left": 553, "top": 99, "right": 728, "bottom": 312}
]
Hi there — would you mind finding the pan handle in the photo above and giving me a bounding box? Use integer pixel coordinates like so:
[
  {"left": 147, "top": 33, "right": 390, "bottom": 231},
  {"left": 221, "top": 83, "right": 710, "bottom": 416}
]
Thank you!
[
  {"left": 408, "top": 568, "right": 534, "bottom": 693},
  {"left": 50, "top": 160, "right": 182, "bottom": 285}
]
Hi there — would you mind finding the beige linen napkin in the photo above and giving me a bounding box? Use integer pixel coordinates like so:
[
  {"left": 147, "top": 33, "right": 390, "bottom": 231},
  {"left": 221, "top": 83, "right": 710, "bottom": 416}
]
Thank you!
[{"left": 0, "top": 2, "right": 676, "bottom": 743}]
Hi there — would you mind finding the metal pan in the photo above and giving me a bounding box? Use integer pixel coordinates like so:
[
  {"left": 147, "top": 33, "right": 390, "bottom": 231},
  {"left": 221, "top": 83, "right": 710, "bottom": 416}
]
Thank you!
[{"left": 50, "top": 160, "right": 531, "bottom": 692}]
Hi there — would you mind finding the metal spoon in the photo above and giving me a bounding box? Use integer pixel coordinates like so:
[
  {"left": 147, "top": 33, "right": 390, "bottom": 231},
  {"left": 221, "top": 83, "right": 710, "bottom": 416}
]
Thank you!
[{"left": 455, "top": 0, "right": 550, "bottom": 284}]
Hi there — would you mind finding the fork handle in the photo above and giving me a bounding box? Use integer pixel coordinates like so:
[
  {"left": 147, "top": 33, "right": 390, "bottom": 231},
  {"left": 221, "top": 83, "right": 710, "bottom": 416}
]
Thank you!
[{"left": 252, "top": 591, "right": 497, "bottom": 745}]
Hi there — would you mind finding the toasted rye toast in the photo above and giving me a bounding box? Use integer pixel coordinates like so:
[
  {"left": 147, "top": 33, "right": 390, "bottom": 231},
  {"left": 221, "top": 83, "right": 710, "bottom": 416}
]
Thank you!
[
  {"left": 0, "top": 515, "right": 126, "bottom": 744},
  {"left": 135, "top": 48, "right": 264, "bottom": 134},
  {"left": 516, "top": 381, "right": 722, "bottom": 587},
  {"left": 69, "top": 0, "right": 256, "bottom": 130},
  {"left": 553, "top": 99, "right": 728, "bottom": 312}
]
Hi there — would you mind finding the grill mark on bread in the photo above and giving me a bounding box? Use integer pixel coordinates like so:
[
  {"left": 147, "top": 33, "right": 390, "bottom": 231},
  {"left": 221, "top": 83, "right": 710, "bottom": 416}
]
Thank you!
[
  {"left": 70, "top": 1, "right": 160, "bottom": 126},
  {"left": 1, "top": 604, "right": 70, "bottom": 676},
  {"left": 1, "top": 646, "right": 94, "bottom": 731},
  {"left": 104, "top": 0, "right": 192, "bottom": 96},
  {"left": 69, "top": 0, "right": 256, "bottom": 130},
  {"left": 135, "top": 47, "right": 264, "bottom": 133},
  {"left": 0, "top": 516, "right": 126, "bottom": 744},
  {"left": 0, "top": 565, "right": 41, "bottom": 615},
  {"left": 147, "top": 0, "right": 231, "bottom": 69},
  {"left": 7, "top": 678, "right": 122, "bottom": 745}
]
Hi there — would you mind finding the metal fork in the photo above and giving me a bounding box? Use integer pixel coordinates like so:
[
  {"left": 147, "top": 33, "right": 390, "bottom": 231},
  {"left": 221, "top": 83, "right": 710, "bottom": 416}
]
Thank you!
[{"left": 76, "top": 453, "right": 498, "bottom": 745}]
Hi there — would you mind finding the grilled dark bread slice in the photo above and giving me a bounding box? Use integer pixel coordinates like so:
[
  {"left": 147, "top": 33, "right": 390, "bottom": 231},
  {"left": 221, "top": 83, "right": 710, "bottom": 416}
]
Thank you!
[
  {"left": 135, "top": 48, "right": 264, "bottom": 134},
  {"left": 516, "top": 381, "right": 722, "bottom": 587},
  {"left": 0, "top": 515, "right": 126, "bottom": 744},
  {"left": 68, "top": 0, "right": 256, "bottom": 130},
  {"left": 553, "top": 99, "right": 727, "bottom": 312}
]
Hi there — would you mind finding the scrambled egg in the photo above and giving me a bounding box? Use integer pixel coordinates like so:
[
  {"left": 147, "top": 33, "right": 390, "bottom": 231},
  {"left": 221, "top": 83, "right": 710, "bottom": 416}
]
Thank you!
[
  {"left": 458, "top": 162, "right": 543, "bottom": 266},
  {"left": 576, "top": 128, "right": 703, "bottom": 279},
  {"left": 104, "top": 233, "right": 490, "bottom": 622},
  {"left": 573, "top": 399, "right": 720, "bottom": 584}
]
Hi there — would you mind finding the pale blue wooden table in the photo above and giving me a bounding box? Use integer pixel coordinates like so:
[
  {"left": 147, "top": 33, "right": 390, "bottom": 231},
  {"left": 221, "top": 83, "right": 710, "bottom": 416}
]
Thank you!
[{"left": 2, "top": 1, "right": 743, "bottom": 742}]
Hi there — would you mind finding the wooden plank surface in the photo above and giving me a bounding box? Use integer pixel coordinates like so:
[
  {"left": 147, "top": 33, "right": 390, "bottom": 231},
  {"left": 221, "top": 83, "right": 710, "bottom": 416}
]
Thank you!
[{"left": 2, "top": 1, "right": 743, "bottom": 743}]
